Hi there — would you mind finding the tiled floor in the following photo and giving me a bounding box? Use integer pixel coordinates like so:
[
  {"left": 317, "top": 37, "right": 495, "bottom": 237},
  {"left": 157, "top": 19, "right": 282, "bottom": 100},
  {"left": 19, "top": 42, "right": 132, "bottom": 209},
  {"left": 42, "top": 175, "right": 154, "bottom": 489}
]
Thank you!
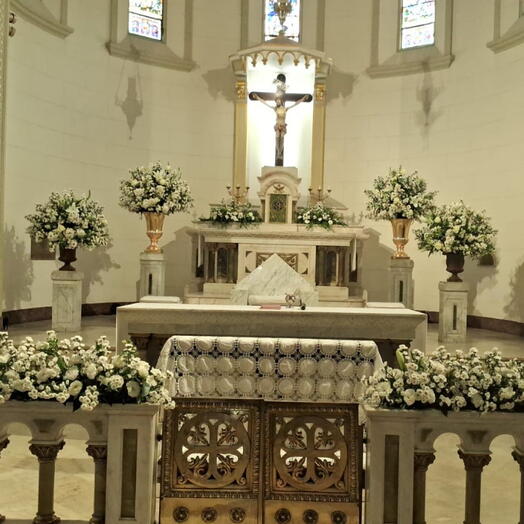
[{"left": 1, "top": 316, "right": 524, "bottom": 522}]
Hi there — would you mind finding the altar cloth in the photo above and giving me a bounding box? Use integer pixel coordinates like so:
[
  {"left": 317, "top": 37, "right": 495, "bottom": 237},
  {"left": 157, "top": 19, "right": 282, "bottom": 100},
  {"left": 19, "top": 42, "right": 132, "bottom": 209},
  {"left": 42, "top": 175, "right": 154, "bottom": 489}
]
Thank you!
[{"left": 157, "top": 335, "right": 382, "bottom": 403}]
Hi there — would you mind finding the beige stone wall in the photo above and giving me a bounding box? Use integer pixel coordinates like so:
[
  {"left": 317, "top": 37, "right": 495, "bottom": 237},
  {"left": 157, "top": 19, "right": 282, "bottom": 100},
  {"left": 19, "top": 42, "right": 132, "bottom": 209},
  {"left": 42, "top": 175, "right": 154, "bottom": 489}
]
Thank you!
[{"left": 4, "top": 0, "right": 524, "bottom": 323}]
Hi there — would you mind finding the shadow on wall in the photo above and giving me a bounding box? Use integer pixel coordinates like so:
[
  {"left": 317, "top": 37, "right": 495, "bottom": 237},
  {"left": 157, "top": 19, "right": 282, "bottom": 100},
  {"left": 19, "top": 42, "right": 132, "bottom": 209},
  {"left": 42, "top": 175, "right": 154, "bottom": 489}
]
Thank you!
[
  {"left": 163, "top": 226, "right": 194, "bottom": 299},
  {"left": 504, "top": 258, "right": 524, "bottom": 322},
  {"left": 326, "top": 67, "right": 358, "bottom": 103},
  {"left": 202, "top": 65, "right": 235, "bottom": 102},
  {"left": 115, "top": 63, "right": 144, "bottom": 140},
  {"left": 415, "top": 61, "right": 443, "bottom": 138},
  {"left": 461, "top": 256, "right": 498, "bottom": 316},
  {"left": 76, "top": 243, "right": 121, "bottom": 303},
  {"left": 360, "top": 228, "right": 393, "bottom": 302},
  {"left": 3, "top": 226, "right": 34, "bottom": 310}
]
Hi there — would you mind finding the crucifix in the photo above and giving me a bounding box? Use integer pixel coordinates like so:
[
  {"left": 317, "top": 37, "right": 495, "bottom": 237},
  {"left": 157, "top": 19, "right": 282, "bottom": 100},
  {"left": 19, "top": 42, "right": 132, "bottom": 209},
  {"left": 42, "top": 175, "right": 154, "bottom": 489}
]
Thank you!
[{"left": 249, "top": 74, "right": 312, "bottom": 166}]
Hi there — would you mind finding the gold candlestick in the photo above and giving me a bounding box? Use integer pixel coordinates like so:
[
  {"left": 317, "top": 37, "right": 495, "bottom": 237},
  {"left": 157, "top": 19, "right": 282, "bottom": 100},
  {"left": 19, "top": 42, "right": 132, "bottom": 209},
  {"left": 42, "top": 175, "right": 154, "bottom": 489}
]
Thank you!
[
  {"left": 226, "top": 185, "right": 250, "bottom": 204},
  {"left": 308, "top": 187, "right": 332, "bottom": 205}
]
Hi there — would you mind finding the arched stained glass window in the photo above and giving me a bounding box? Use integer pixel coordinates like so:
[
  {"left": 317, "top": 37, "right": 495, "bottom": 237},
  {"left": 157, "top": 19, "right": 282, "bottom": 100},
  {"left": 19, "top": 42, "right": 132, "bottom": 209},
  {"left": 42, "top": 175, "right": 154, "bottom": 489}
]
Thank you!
[
  {"left": 128, "top": 0, "right": 164, "bottom": 41},
  {"left": 264, "top": 0, "right": 301, "bottom": 42},
  {"left": 400, "top": 0, "right": 435, "bottom": 49}
]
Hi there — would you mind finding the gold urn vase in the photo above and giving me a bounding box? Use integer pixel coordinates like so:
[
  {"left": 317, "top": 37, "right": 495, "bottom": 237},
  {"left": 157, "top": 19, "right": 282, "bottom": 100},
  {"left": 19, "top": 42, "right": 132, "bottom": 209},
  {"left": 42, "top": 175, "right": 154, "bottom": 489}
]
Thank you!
[
  {"left": 143, "top": 212, "right": 165, "bottom": 254},
  {"left": 390, "top": 218, "right": 413, "bottom": 259}
]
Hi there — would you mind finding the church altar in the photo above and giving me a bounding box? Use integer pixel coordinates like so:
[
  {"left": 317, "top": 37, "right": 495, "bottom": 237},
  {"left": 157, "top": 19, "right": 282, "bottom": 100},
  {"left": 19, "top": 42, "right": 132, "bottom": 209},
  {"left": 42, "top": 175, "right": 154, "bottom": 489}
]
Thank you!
[{"left": 116, "top": 302, "right": 426, "bottom": 365}]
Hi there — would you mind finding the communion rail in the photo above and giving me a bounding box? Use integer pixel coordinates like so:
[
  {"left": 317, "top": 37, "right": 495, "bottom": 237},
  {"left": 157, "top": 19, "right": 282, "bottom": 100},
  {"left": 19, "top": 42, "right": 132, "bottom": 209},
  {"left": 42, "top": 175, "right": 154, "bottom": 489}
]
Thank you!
[
  {"left": 363, "top": 407, "right": 524, "bottom": 524},
  {"left": 0, "top": 401, "right": 159, "bottom": 524}
]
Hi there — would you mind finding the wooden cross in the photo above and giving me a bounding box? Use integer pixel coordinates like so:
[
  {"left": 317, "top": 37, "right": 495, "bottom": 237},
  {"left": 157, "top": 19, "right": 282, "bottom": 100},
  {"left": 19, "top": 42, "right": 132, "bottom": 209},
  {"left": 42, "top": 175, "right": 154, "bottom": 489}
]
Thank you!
[{"left": 249, "top": 74, "right": 312, "bottom": 166}]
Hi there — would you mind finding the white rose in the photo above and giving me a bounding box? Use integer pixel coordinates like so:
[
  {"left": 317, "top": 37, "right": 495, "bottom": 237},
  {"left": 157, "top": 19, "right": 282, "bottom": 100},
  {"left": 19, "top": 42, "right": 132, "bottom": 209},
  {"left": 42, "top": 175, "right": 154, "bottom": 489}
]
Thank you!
[
  {"left": 136, "top": 362, "right": 150, "bottom": 379},
  {"left": 126, "top": 380, "right": 141, "bottom": 398},
  {"left": 65, "top": 367, "right": 79, "bottom": 380},
  {"left": 85, "top": 363, "right": 98, "bottom": 380}
]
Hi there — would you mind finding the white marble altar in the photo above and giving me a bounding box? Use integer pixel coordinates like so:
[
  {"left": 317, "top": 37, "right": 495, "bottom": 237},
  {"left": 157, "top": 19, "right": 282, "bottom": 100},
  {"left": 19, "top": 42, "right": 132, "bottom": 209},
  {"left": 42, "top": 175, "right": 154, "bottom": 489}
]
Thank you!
[
  {"left": 51, "top": 270, "right": 83, "bottom": 332},
  {"left": 139, "top": 252, "right": 165, "bottom": 299},
  {"left": 231, "top": 253, "right": 318, "bottom": 305},
  {"left": 116, "top": 302, "right": 427, "bottom": 365},
  {"left": 439, "top": 281, "right": 469, "bottom": 343}
]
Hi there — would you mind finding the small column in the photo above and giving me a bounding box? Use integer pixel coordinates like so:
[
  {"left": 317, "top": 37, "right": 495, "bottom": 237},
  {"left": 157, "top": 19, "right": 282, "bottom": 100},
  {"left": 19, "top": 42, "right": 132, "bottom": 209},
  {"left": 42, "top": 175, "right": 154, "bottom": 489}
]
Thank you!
[
  {"left": 86, "top": 444, "right": 108, "bottom": 524},
  {"left": 413, "top": 452, "right": 435, "bottom": 524},
  {"left": 51, "top": 270, "right": 83, "bottom": 332},
  {"left": 439, "top": 281, "right": 469, "bottom": 343},
  {"left": 310, "top": 81, "right": 327, "bottom": 190},
  {"left": 29, "top": 441, "right": 65, "bottom": 524},
  {"left": 512, "top": 449, "right": 524, "bottom": 524},
  {"left": 458, "top": 450, "right": 491, "bottom": 524},
  {"left": 233, "top": 79, "right": 248, "bottom": 188},
  {"left": 0, "top": 437, "right": 9, "bottom": 522},
  {"left": 389, "top": 258, "right": 414, "bottom": 309},
  {"left": 139, "top": 252, "right": 166, "bottom": 299}
]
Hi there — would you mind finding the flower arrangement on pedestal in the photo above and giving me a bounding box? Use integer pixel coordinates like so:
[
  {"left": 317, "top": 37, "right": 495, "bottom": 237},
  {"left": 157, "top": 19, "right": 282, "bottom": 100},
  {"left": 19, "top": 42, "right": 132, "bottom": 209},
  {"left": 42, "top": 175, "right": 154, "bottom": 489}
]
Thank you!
[
  {"left": 362, "top": 345, "right": 524, "bottom": 413},
  {"left": 296, "top": 203, "right": 346, "bottom": 230},
  {"left": 26, "top": 190, "right": 110, "bottom": 271},
  {"left": 119, "top": 161, "right": 193, "bottom": 253},
  {"left": 364, "top": 167, "right": 436, "bottom": 258},
  {"left": 415, "top": 201, "right": 496, "bottom": 281},
  {"left": 0, "top": 331, "right": 174, "bottom": 411},
  {"left": 201, "top": 201, "right": 262, "bottom": 227}
]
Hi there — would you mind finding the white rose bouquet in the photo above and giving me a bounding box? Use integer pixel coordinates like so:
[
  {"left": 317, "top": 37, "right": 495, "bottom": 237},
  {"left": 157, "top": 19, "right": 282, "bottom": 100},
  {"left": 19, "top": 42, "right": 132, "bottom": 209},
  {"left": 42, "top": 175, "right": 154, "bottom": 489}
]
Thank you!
[
  {"left": 415, "top": 201, "right": 496, "bottom": 256},
  {"left": 201, "top": 201, "right": 262, "bottom": 227},
  {"left": 362, "top": 345, "right": 524, "bottom": 413},
  {"left": 365, "top": 167, "right": 436, "bottom": 220},
  {"left": 0, "top": 331, "right": 174, "bottom": 411},
  {"left": 26, "top": 190, "right": 110, "bottom": 250},
  {"left": 296, "top": 203, "right": 346, "bottom": 230},
  {"left": 119, "top": 161, "right": 193, "bottom": 215}
]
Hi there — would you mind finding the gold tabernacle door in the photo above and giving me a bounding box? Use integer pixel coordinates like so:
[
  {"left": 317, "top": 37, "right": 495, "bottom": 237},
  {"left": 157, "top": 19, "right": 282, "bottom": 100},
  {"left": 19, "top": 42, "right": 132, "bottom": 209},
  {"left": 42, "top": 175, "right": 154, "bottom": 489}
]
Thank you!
[{"left": 160, "top": 400, "right": 361, "bottom": 523}]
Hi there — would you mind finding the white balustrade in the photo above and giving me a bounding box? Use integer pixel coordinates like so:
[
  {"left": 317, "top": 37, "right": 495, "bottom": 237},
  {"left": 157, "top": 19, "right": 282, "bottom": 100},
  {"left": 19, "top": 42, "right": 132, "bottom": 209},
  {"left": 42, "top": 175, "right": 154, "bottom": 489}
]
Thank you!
[
  {"left": 363, "top": 406, "right": 524, "bottom": 524},
  {"left": 0, "top": 401, "right": 159, "bottom": 524}
]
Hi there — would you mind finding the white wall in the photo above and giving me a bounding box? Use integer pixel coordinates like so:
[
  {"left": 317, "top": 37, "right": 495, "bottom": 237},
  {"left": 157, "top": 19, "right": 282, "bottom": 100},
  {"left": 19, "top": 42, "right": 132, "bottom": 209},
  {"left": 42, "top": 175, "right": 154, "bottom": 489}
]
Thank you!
[{"left": 4, "top": 0, "right": 524, "bottom": 324}]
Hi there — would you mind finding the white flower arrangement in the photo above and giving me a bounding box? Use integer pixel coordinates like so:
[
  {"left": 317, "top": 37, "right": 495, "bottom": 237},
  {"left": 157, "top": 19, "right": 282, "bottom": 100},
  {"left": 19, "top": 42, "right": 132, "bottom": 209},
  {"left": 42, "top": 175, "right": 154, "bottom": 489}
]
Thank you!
[
  {"left": 362, "top": 345, "right": 524, "bottom": 413},
  {"left": 296, "top": 203, "right": 346, "bottom": 230},
  {"left": 365, "top": 167, "right": 436, "bottom": 220},
  {"left": 201, "top": 201, "right": 262, "bottom": 227},
  {"left": 415, "top": 201, "right": 496, "bottom": 256},
  {"left": 26, "top": 191, "right": 110, "bottom": 250},
  {"left": 119, "top": 161, "right": 194, "bottom": 215},
  {"left": 0, "top": 332, "right": 174, "bottom": 411}
]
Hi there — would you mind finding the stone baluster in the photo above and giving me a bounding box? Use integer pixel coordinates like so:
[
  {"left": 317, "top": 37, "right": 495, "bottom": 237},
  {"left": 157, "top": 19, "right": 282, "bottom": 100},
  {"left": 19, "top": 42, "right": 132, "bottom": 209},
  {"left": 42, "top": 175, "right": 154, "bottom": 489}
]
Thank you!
[
  {"left": 86, "top": 444, "right": 108, "bottom": 524},
  {"left": 512, "top": 449, "right": 524, "bottom": 524},
  {"left": 413, "top": 452, "right": 435, "bottom": 524},
  {"left": 458, "top": 450, "right": 491, "bottom": 524},
  {"left": 29, "top": 441, "right": 65, "bottom": 524},
  {"left": 0, "top": 437, "right": 9, "bottom": 522}
]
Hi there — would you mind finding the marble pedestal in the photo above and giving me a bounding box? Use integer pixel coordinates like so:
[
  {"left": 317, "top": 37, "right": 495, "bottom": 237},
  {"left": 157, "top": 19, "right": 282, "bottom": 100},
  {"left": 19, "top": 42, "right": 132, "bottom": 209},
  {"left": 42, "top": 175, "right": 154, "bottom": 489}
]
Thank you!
[
  {"left": 388, "top": 258, "right": 414, "bottom": 309},
  {"left": 439, "top": 281, "right": 469, "bottom": 343},
  {"left": 51, "top": 270, "right": 83, "bottom": 332},
  {"left": 139, "top": 253, "right": 165, "bottom": 300}
]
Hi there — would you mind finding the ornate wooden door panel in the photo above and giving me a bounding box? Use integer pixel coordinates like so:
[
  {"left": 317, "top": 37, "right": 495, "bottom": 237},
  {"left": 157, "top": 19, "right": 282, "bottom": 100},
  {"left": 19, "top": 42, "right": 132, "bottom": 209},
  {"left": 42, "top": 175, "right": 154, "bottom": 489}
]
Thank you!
[{"left": 160, "top": 400, "right": 361, "bottom": 523}]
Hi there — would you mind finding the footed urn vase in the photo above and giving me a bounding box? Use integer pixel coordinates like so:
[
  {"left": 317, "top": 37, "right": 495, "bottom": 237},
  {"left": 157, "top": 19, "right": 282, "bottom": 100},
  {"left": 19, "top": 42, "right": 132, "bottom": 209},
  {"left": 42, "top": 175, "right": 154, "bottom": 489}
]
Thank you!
[
  {"left": 58, "top": 246, "right": 77, "bottom": 271},
  {"left": 390, "top": 218, "right": 412, "bottom": 259},
  {"left": 445, "top": 253, "right": 465, "bottom": 282},
  {"left": 144, "top": 212, "right": 165, "bottom": 254}
]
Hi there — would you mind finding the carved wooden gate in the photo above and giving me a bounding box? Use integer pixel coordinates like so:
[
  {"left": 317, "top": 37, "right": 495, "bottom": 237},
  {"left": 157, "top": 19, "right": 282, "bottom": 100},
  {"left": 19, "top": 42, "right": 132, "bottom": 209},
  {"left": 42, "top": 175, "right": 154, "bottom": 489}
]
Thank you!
[{"left": 160, "top": 400, "right": 362, "bottom": 523}]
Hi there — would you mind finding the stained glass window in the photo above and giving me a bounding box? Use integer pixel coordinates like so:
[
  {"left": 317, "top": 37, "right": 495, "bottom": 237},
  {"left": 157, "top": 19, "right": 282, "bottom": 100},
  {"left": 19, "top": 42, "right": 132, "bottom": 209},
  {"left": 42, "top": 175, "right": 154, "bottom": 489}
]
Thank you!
[
  {"left": 400, "top": 0, "right": 435, "bottom": 50},
  {"left": 264, "top": 0, "right": 301, "bottom": 42},
  {"left": 128, "top": 0, "right": 164, "bottom": 41}
]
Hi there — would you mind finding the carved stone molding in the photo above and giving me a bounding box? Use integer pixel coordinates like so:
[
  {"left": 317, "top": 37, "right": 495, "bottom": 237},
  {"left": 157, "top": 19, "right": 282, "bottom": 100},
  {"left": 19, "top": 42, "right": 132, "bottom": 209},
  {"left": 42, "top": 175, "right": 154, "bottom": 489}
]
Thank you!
[
  {"left": 10, "top": 0, "right": 73, "bottom": 39},
  {"left": 413, "top": 452, "right": 436, "bottom": 472},
  {"left": 173, "top": 506, "right": 189, "bottom": 522},
  {"left": 487, "top": 1, "right": 524, "bottom": 53},
  {"left": 86, "top": 444, "right": 108, "bottom": 463},
  {"left": 29, "top": 441, "right": 65, "bottom": 462},
  {"left": 458, "top": 450, "right": 491, "bottom": 471}
]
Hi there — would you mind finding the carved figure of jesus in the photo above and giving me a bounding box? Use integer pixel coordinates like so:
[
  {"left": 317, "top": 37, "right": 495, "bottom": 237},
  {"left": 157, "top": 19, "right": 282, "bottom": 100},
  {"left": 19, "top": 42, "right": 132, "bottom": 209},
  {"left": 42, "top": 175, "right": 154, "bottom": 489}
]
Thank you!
[{"left": 249, "top": 74, "right": 312, "bottom": 166}]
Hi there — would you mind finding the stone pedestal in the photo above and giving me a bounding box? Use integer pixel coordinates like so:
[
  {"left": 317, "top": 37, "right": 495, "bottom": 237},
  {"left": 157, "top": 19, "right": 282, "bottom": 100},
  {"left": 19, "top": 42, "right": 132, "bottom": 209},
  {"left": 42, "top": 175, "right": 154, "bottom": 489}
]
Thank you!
[
  {"left": 51, "top": 270, "right": 83, "bottom": 332},
  {"left": 388, "top": 258, "right": 414, "bottom": 309},
  {"left": 139, "top": 253, "right": 165, "bottom": 299},
  {"left": 438, "top": 281, "right": 469, "bottom": 343}
]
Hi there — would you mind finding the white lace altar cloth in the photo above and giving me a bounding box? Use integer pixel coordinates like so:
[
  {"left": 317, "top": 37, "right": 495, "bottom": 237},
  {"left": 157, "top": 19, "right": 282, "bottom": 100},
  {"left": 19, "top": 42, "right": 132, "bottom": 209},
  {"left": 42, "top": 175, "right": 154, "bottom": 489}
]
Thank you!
[{"left": 157, "top": 336, "right": 382, "bottom": 403}]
